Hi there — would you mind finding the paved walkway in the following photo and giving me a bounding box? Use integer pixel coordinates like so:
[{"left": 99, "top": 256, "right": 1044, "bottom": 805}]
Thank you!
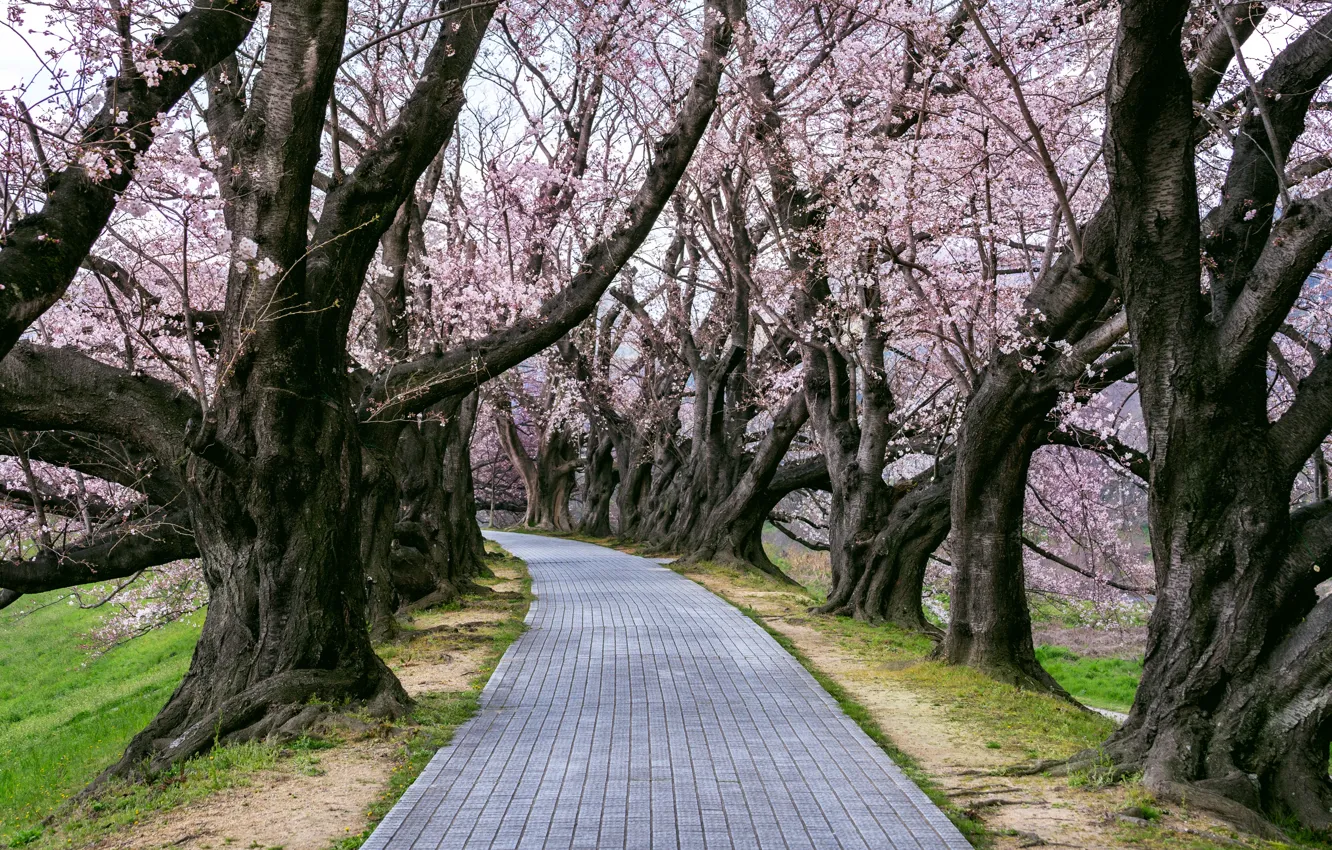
[{"left": 362, "top": 532, "right": 969, "bottom": 850}]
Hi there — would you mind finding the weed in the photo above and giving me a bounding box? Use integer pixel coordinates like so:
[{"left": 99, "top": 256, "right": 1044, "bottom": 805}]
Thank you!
[{"left": 1067, "top": 748, "right": 1119, "bottom": 789}]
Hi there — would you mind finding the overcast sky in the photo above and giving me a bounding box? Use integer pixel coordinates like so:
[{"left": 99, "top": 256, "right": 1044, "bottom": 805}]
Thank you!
[{"left": 0, "top": 2, "right": 63, "bottom": 101}]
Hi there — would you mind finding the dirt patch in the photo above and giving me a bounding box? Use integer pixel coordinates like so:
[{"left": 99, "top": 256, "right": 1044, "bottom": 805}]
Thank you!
[
  {"left": 485, "top": 563, "right": 525, "bottom": 595},
  {"left": 394, "top": 646, "right": 488, "bottom": 695},
  {"left": 409, "top": 607, "right": 510, "bottom": 631},
  {"left": 685, "top": 569, "right": 1259, "bottom": 850},
  {"left": 99, "top": 745, "right": 396, "bottom": 850}
]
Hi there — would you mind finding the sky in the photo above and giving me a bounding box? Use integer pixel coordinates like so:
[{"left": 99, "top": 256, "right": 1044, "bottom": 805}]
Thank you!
[{"left": 0, "top": 3, "right": 58, "bottom": 102}]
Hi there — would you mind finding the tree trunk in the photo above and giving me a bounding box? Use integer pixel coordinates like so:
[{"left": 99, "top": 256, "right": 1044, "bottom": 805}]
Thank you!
[
  {"left": 944, "top": 356, "right": 1069, "bottom": 694},
  {"left": 360, "top": 425, "right": 413, "bottom": 643},
  {"left": 1093, "top": 7, "right": 1332, "bottom": 830},
  {"left": 579, "top": 426, "right": 616, "bottom": 537},
  {"left": 801, "top": 304, "right": 941, "bottom": 634},
  {"left": 394, "top": 394, "right": 488, "bottom": 609},
  {"left": 496, "top": 409, "right": 578, "bottom": 531},
  {"left": 1094, "top": 393, "right": 1332, "bottom": 832},
  {"left": 612, "top": 428, "right": 653, "bottom": 538},
  {"left": 108, "top": 369, "right": 407, "bottom": 778},
  {"left": 641, "top": 367, "right": 750, "bottom": 554},
  {"left": 820, "top": 461, "right": 951, "bottom": 634},
  {"left": 685, "top": 393, "right": 821, "bottom": 581}
]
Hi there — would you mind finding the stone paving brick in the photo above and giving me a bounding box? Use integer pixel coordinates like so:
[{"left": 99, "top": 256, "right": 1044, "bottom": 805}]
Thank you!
[{"left": 362, "top": 532, "right": 971, "bottom": 850}]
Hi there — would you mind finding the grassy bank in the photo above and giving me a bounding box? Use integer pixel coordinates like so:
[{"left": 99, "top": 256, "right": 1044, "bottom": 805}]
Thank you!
[
  {"left": 0, "top": 591, "right": 202, "bottom": 844},
  {"left": 763, "top": 531, "right": 1147, "bottom": 713},
  {"left": 2, "top": 542, "right": 533, "bottom": 850},
  {"left": 1035, "top": 646, "right": 1143, "bottom": 713}
]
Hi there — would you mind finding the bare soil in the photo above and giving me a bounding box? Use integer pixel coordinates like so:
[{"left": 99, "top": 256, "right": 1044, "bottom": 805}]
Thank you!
[{"left": 99, "top": 744, "right": 397, "bottom": 850}]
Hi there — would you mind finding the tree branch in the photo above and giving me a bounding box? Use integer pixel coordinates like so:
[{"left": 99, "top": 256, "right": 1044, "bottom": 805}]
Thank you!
[
  {"left": 0, "top": 0, "right": 261, "bottom": 358},
  {"left": 362, "top": 0, "right": 736, "bottom": 419},
  {"left": 0, "top": 343, "right": 199, "bottom": 464},
  {"left": 0, "top": 506, "right": 195, "bottom": 595}
]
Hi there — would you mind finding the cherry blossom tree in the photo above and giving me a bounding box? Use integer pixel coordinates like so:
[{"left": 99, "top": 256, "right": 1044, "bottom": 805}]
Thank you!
[
  {"left": 0, "top": 0, "right": 737, "bottom": 776},
  {"left": 1084, "top": 1, "right": 1332, "bottom": 831}
]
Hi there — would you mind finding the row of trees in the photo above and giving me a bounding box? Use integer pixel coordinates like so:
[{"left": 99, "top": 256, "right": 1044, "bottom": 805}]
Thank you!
[{"left": 2, "top": 0, "right": 1332, "bottom": 835}]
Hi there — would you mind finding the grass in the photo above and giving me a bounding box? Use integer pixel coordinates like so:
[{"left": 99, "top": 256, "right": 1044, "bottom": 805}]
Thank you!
[
  {"left": 785, "top": 595, "right": 1117, "bottom": 760},
  {"left": 1035, "top": 645, "right": 1143, "bottom": 713},
  {"left": 0, "top": 589, "right": 202, "bottom": 844},
  {"left": 17, "top": 739, "right": 324, "bottom": 849},
  {"left": 4, "top": 541, "right": 534, "bottom": 850}
]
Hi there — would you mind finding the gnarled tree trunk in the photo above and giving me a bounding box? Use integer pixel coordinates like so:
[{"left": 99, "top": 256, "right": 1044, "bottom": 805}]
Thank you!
[
  {"left": 684, "top": 393, "right": 822, "bottom": 581},
  {"left": 396, "top": 393, "right": 489, "bottom": 609},
  {"left": 110, "top": 365, "right": 407, "bottom": 777},
  {"left": 496, "top": 408, "right": 578, "bottom": 531},
  {"left": 1094, "top": 4, "right": 1332, "bottom": 831},
  {"left": 944, "top": 358, "right": 1068, "bottom": 691},
  {"left": 579, "top": 425, "right": 616, "bottom": 537},
  {"left": 821, "top": 460, "right": 952, "bottom": 633}
]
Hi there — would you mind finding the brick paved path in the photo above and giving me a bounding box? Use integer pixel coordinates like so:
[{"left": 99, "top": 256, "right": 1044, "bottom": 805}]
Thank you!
[{"left": 362, "top": 532, "right": 970, "bottom": 850}]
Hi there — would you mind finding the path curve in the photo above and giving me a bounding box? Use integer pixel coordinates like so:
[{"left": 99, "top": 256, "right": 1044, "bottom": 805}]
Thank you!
[{"left": 362, "top": 532, "right": 970, "bottom": 850}]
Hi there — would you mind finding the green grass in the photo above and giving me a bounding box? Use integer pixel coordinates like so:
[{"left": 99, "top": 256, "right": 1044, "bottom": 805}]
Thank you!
[
  {"left": 1035, "top": 645, "right": 1143, "bottom": 713},
  {"left": 22, "top": 739, "right": 316, "bottom": 849},
  {"left": 809, "top": 615, "right": 1117, "bottom": 759},
  {"left": 0, "top": 590, "right": 201, "bottom": 844}
]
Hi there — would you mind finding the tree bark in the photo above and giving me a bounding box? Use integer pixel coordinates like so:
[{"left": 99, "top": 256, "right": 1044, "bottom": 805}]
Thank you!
[
  {"left": 396, "top": 392, "right": 489, "bottom": 608},
  {"left": 1092, "top": 4, "right": 1332, "bottom": 831},
  {"left": 819, "top": 460, "right": 952, "bottom": 633},
  {"left": 495, "top": 405, "right": 579, "bottom": 532},
  {"left": 682, "top": 393, "right": 822, "bottom": 582},
  {"left": 944, "top": 360, "right": 1069, "bottom": 691},
  {"left": 110, "top": 368, "right": 407, "bottom": 777},
  {"left": 579, "top": 425, "right": 616, "bottom": 537}
]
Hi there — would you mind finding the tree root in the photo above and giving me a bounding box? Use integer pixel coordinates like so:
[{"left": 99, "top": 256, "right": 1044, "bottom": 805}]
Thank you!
[
  {"left": 1150, "top": 780, "right": 1289, "bottom": 843},
  {"left": 992, "top": 757, "right": 1068, "bottom": 777},
  {"left": 95, "top": 663, "right": 410, "bottom": 786},
  {"left": 1055, "top": 747, "right": 1294, "bottom": 841}
]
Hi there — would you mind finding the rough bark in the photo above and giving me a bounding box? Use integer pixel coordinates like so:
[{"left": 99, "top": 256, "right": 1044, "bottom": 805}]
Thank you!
[
  {"left": 395, "top": 393, "right": 489, "bottom": 608},
  {"left": 683, "top": 393, "right": 821, "bottom": 582},
  {"left": 495, "top": 406, "right": 578, "bottom": 531},
  {"left": 819, "top": 460, "right": 952, "bottom": 633},
  {"left": 1091, "top": 4, "right": 1332, "bottom": 832},
  {"left": 945, "top": 359, "right": 1069, "bottom": 689},
  {"left": 579, "top": 425, "right": 616, "bottom": 537}
]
